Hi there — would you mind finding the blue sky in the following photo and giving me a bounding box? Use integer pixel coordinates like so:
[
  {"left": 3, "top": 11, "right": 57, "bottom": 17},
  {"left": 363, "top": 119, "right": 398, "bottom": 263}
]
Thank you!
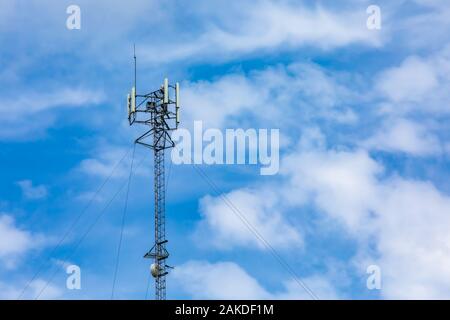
[{"left": 1, "top": 0, "right": 450, "bottom": 299}]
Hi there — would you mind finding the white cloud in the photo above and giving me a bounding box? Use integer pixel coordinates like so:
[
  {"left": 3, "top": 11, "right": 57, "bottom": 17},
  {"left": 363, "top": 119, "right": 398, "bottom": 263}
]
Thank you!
[
  {"left": 366, "top": 48, "right": 450, "bottom": 160},
  {"left": 283, "top": 148, "right": 382, "bottom": 231},
  {"left": 77, "top": 145, "right": 132, "bottom": 179},
  {"left": 196, "top": 188, "right": 302, "bottom": 250},
  {"left": 0, "top": 88, "right": 104, "bottom": 120},
  {"left": 375, "top": 47, "right": 450, "bottom": 115},
  {"left": 0, "top": 113, "right": 55, "bottom": 141},
  {"left": 0, "top": 88, "right": 105, "bottom": 140},
  {"left": 182, "top": 74, "right": 259, "bottom": 128},
  {"left": 0, "top": 279, "right": 62, "bottom": 300},
  {"left": 16, "top": 180, "right": 48, "bottom": 200},
  {"left": 172, "top": 260, "right": 271, "bottom": 299},
  {"left": 282, "top": 136, "right": 450, "bottom": 298},
  {"left": 393, "top": 0, "right": 450, "bottom": 51},
  {"left": 172, "top": 260, "right": 338, "bottom": 300},
  {"left": 182, "top": 63, "right": 360, "bottom": 129},
  {"left": 76, "top": 143, "right": 150, "bottom": 180},
  {"left": 362, "top": 118, "right": 442, "bottom": 156},
  {"left": 186, "top": 120, "right": 450, "bottom": 298},
  {"left": 297, "top": 127, "right": 327, "bottom": 152},
  {"left": 370, "top": 178, "right": 450, "bottom": 299},
  {"left": 276, "top": 276, "right": 339, "bottom": 300},
  {"left": 0, "top": 214, "right": 46, "bottom": 268},
  {"left": 140, "top": 1, "right": 380, "bottom": 63},
  {"left": 377, "top": 56, "right": 437, "bottom": 103}
]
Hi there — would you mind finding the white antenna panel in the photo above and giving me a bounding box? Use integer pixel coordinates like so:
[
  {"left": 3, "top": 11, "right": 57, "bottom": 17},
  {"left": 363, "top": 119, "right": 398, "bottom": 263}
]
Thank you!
[
  {"left": 131, "top": 87, "right": 136, "bottom": 113},
  {"left": 163, "top": 78, "right": 169, "bottom": 104},
  {"left": 175, "top": 82, "right": 180, "bottom": 124}
]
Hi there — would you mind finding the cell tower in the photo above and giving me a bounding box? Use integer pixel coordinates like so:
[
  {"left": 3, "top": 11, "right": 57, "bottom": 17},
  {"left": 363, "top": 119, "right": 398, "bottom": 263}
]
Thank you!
[{"left": 127, "top": 57, "right": 180, "bottom": 299}]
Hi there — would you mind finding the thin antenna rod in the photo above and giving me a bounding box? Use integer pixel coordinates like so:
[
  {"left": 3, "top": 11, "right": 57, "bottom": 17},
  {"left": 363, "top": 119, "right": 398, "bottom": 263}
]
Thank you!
[{"left": 134, "top": 44, "right": 137, "bottom": 94}]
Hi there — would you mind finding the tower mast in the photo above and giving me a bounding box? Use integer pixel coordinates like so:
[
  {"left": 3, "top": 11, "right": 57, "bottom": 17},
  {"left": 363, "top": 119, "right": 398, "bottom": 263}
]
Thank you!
[{"left": 127, "top": 72, "right": 180, "bottom": 300}]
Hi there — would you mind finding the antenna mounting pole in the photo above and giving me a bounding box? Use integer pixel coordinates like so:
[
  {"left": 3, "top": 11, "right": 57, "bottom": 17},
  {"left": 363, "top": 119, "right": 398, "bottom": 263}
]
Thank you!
[{"left": 133, "top": 44, "right": 137, "bottom": 93}]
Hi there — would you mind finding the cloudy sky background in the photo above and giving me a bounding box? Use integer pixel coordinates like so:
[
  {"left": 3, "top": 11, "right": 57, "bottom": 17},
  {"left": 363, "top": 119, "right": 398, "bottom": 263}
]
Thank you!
[{"left": 1, "top": 0, "right": 450, "bottom": 299}]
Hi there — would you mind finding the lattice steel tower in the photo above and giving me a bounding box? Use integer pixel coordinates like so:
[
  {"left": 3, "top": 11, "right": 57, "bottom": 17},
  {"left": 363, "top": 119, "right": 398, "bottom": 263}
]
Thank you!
[{"left": 127, "top": 74, "right": 180, "bottom": 300}]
